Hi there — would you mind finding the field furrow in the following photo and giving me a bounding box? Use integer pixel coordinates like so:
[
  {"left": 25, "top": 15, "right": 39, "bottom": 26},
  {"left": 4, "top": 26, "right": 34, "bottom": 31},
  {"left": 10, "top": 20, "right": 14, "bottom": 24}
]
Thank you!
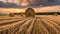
[{"left": 0, "top": 16, "right": 60, "bottom": 34}]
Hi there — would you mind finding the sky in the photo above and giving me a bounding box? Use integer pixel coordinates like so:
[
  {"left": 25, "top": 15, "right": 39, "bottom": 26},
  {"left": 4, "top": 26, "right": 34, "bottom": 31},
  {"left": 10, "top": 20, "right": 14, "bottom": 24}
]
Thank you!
[
  {"left": 0, "top": 0, "right": 60, "bottom": 6},
  {"left": 0, "top": 0, "right": 60, "bottom": 13},
  {"left": 0, "top": 5, "right": 60, "bottom": 13},
  {"left": 0, "top": 0, "right": 19, "bottom": 3}
]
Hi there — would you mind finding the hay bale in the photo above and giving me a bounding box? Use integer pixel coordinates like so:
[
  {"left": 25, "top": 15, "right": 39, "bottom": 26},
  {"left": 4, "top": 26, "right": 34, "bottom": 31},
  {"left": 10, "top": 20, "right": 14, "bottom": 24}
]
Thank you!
[
  {"left": 54, "top": 13, "right": 58, "bottom": 16},
  {"left": 25, "top": 8, "right": 35, "bottom": 17},
  {"left": 9, "top": 13, "right": 14, "bottom": 17}
]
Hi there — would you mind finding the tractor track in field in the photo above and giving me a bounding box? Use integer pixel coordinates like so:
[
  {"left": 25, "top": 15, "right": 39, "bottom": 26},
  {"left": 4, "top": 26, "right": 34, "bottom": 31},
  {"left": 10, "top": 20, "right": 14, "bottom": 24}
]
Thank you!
[{"left": 0, "top": 17, "right": 60, "bottom": 34}]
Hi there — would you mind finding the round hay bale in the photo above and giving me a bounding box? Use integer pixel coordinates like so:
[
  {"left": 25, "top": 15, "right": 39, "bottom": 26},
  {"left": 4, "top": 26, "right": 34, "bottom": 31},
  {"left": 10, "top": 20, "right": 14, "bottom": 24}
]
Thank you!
[
  {"left": 9, "top": 13, "right": 14, "bottom": 17},
  {"left": 25, "top": 8, "right": 35, "bottom": 17},
  {"left": 20, "top": 14, "right": 24, "bottom": 16},
  {"left": 54, "top": 13, "right": 58, "bottom": 16}
]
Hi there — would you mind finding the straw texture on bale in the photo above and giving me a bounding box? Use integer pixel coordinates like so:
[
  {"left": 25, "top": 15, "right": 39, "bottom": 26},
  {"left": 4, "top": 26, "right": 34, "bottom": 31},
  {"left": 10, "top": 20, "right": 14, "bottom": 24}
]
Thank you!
[{"left": 25, "top": 8, "right": 35, "bottom": 17}]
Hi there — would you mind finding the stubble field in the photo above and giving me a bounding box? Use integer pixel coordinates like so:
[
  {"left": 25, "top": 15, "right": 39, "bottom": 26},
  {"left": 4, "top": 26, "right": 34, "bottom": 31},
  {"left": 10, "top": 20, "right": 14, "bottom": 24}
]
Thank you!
[{"left": 0, "top": 15, "right": 60, "bottom": 34}]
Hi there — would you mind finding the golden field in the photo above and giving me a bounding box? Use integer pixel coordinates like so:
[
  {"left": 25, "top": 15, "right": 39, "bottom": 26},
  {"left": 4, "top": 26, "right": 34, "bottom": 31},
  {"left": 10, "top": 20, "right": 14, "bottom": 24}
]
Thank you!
[{"left": 0, "top": 15, "right": 60, "bottom": 34}]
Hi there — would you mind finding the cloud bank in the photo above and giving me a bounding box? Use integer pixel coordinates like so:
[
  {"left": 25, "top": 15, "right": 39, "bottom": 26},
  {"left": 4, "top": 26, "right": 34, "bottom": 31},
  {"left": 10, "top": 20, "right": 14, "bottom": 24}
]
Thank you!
[{"left": 27, "top": 0, "right": 60, "bottom": 7}]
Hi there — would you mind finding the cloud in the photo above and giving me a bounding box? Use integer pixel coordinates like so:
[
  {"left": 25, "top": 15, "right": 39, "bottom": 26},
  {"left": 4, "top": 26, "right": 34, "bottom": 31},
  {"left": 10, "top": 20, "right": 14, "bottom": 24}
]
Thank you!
[{"left": 27, "top": 0, "right": 60, "bottom": 7}]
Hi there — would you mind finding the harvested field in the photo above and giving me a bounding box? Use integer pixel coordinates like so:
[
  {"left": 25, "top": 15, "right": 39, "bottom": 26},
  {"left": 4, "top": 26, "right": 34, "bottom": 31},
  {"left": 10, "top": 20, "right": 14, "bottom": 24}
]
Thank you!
[{"left": 0, "top": 15, "right": 60, "bottom": 34}]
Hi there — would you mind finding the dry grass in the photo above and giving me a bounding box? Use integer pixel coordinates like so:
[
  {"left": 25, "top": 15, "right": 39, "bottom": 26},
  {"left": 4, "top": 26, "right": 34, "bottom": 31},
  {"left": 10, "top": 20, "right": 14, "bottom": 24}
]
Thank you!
[{"left": 0, "top": 15, "right": 60, "bottom": 34}]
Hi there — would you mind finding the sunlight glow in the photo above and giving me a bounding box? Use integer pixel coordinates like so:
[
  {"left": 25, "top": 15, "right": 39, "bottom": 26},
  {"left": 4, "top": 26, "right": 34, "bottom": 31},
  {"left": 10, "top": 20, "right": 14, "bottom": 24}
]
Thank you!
[
  {"left": 21, "top": 0, "right": 29, "bottom": 6},
  {"left": 0, "top": 8, "right": 26, "bottom": 13},
  {"left": 0, "top": 5, "right": 60, "bottom": 13}
]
